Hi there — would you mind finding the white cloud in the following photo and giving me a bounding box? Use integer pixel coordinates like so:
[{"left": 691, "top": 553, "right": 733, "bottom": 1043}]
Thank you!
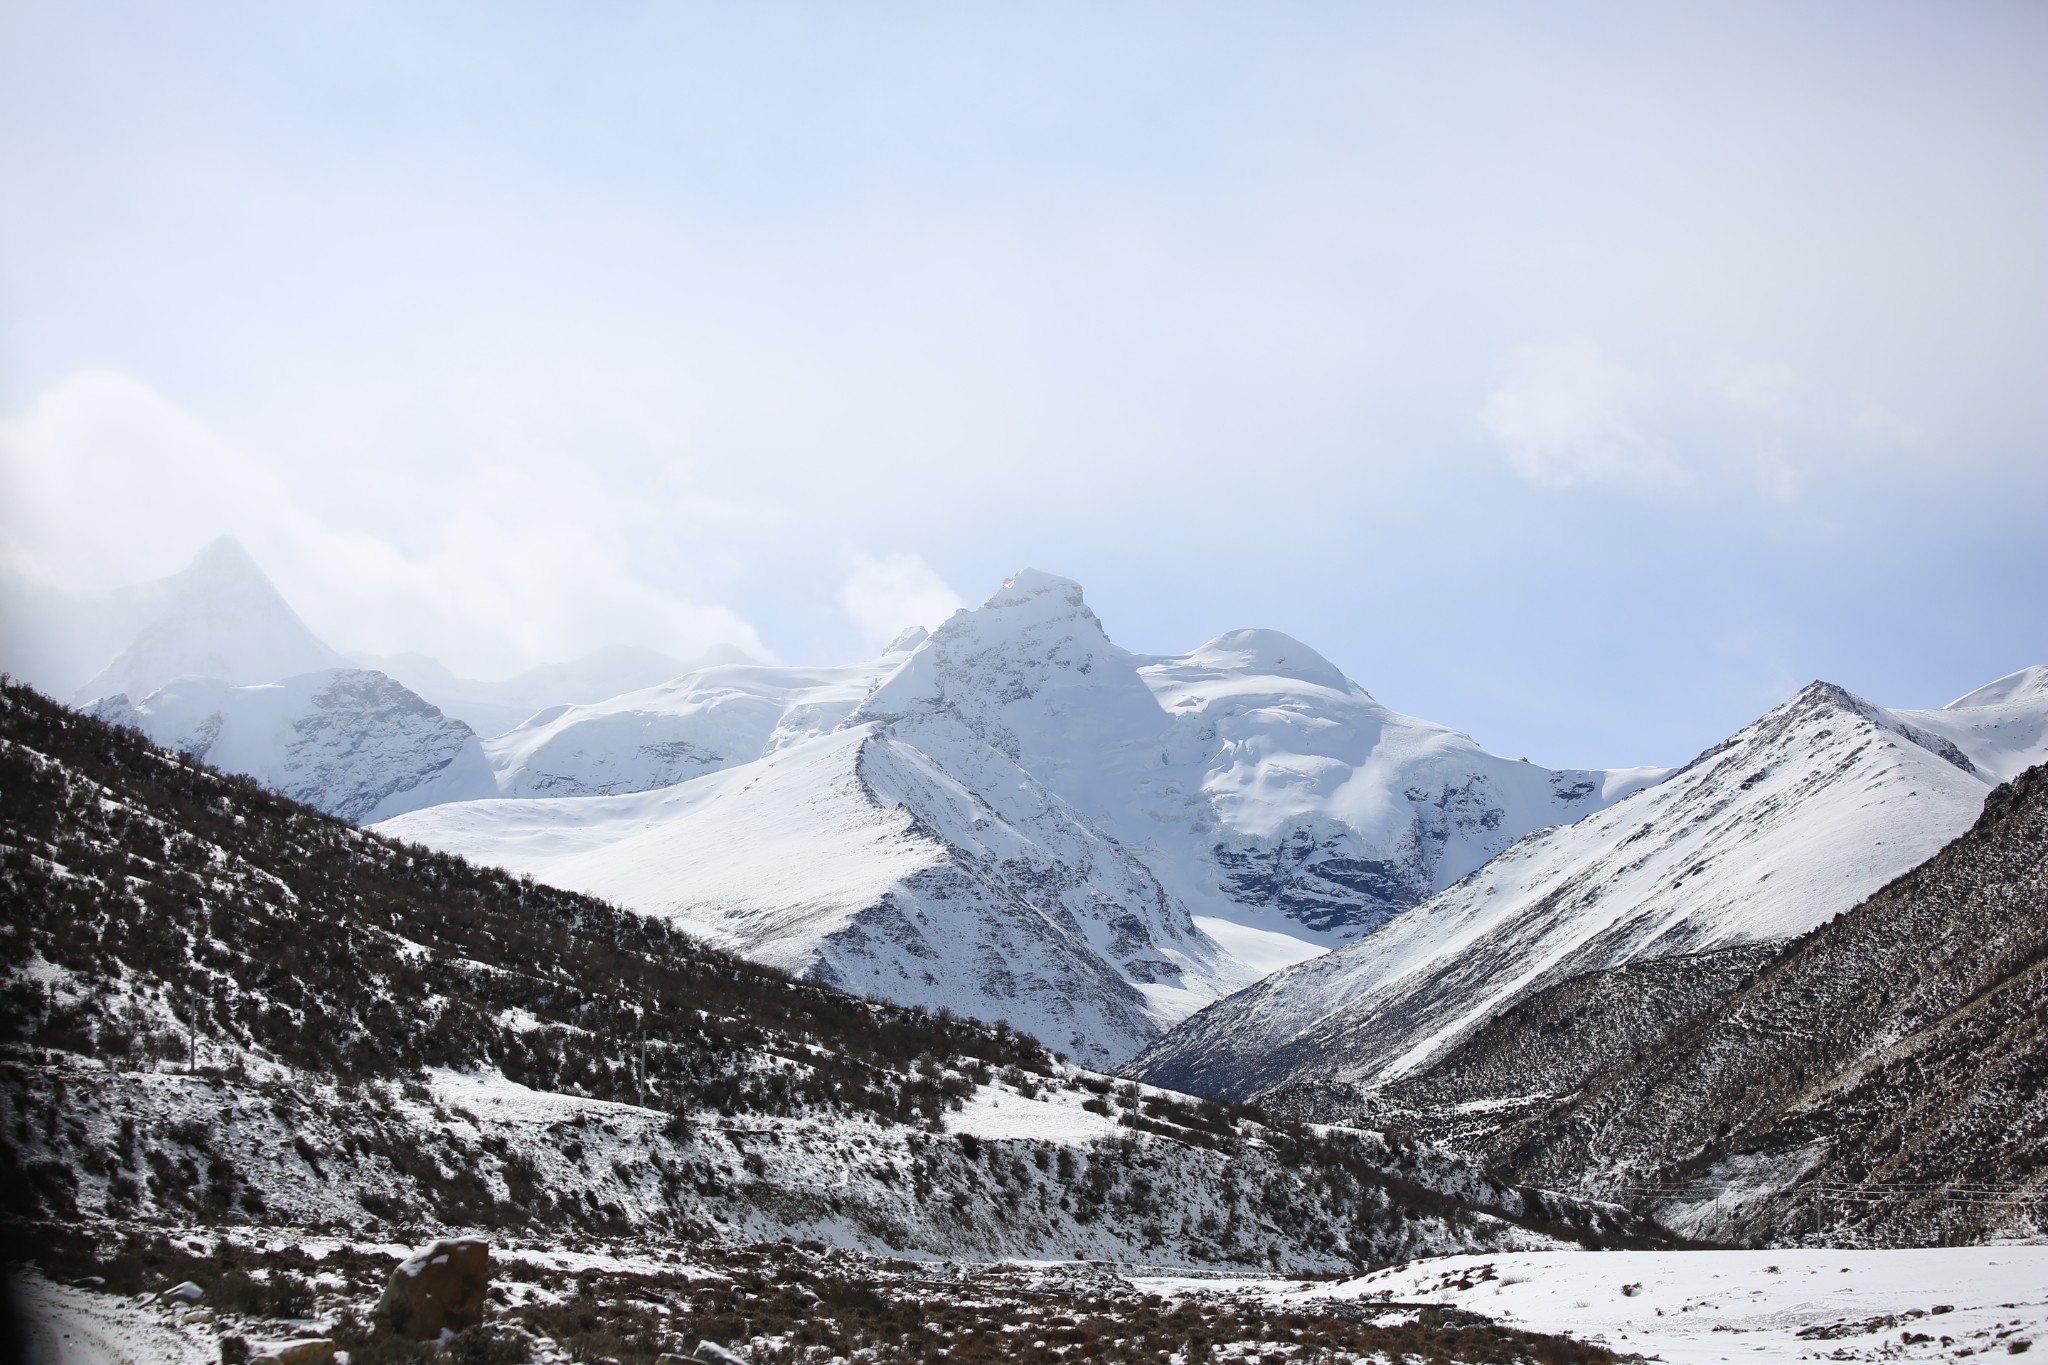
[
  {"left": 0, "top": 370, "right": 771, "bottom": 684},
  {"left": 840, "top": 552, "right": 964, "bottom": 649},
  {"left": 1478, "top": 343, "right": 1683, "bottom": 490}
]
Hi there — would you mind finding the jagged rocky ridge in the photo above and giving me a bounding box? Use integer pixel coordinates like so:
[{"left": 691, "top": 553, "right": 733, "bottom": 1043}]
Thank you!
[
  {"left": 1486, "top": 760, "right": 2048, "bottom": 1248},
  {"left": 1129, "top": 673, "right": 2048, "bottom": 1105},
  {"left": 0, "top": 680, "right": 1656, "bottom": 1271}
]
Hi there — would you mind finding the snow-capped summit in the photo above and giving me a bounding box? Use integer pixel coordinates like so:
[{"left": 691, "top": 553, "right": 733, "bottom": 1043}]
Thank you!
[
  {"left": 1897, "top": 665, "right": 2048, "bottom": 782},
  {"left": 1946, "top": 664, "right": 2048, "bottom": 710},
  {"left": 853, "top": 569, "right": 1171, "bottom": 810},
  {"left": 1174, "top": 628, "right": 1357, "bottom": 694},
  {"left": 75, "top": 537, "right": 346, "bottom": 704}
]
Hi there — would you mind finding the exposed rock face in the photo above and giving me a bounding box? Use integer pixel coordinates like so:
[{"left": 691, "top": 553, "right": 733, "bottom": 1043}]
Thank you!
[{"left": 374, "top": 1239, "right": 491, "bottom": 1340}]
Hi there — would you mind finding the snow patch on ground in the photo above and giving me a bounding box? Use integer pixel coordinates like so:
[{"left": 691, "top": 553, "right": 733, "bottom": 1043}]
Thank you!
[
  {"left": 945, "top": 1082, "right": 1123, "bottom": 1145},
  {"left": 16, "top": 1273, "right": 217, "bottom": 1365},
  {"left": 1134, "top": 1247, "right": 2048, "bottom": 1364}
]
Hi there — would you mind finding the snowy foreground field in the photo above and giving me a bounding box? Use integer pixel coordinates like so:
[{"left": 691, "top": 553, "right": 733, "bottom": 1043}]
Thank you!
[
  {"left": 1136, "top": 1247, "right": 2048, "bottom": 1363},
  {"left": 18, "top": 1244, "right": 2046, "bottom": 1364}
]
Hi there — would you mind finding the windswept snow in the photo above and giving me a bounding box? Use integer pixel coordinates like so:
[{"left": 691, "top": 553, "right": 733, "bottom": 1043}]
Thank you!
[
  {"left": 946, "top": 1081, "right": 1124, "bottom": 1145},
  {"left": 482, "top": 646, "right": 920, "bottom": 797}
]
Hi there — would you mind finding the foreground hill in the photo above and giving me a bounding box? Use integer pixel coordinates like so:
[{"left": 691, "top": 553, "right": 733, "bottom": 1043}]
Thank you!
[
  {"left": 0, "top": 679, "right": 1649, "bottom": 1272},
  {"left": 385, "top": 570, "right": 1661, "bottom": 1064},
  {"left": 1131, "top": 672, "right": 2048, "bottom": 1105},
  {"left": 1486, "top": 760, "right": 2048, "bottom": 1247}
]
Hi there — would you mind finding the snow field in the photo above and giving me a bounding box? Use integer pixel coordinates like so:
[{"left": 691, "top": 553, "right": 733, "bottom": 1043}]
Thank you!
[{"left": 1134, "top": 1247, "right": 2048, "bottom": 1363}]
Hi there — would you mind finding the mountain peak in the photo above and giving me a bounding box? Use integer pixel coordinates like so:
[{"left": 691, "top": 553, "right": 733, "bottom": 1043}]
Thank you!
[
  {"left": 1184, "top": 628, "right": 1357, "bottom": 693},
  {"left": 1947, "top": 664, "right": 2048, "bottom": 710},
  {"left": 983, "top": 568, "right": 1089, "bottom": 612},
  {"left": 76, "top": 538, "right": 346, "bottom": 703},
  {"left": 186, "top": 534, "right": 262, "bottom": 578}
]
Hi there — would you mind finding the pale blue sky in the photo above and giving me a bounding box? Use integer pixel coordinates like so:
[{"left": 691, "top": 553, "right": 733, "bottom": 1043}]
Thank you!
[{"left": 3, "top": 2, "right": 2044, "bottom": 767}]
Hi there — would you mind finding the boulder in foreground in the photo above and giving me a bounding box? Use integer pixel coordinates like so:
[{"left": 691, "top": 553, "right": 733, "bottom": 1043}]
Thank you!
[{"left": 373, "top": 1239, "right": 491, "bottom": 1340}]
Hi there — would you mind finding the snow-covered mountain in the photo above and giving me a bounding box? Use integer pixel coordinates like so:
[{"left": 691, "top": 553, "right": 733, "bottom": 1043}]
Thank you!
[
  {"left": 482, "top": 634, "right": 927, "bottom": 796},
  {"left": 351, "top": 643, "right": 757, "bottom": 738},
  {"left": 92, "top": 668, "right": 497, "bottom": 822},
  {"left": 1131, "top": 669, "right": 2048, "bottom": 1104},
  {"left": 383, "top": 570, "right": 1659, "bottom": 1065},
  {"left": 74, "top": 538, "right": 347, "bottom": 704}
]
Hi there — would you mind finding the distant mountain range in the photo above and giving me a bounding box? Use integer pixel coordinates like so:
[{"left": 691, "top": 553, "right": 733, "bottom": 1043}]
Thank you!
[
  {"left": 90, "top": 668, "right": 497, "bottom": 822},
  {"left": 383, "top": 569, "right": 1662, "bottom": 1066}
]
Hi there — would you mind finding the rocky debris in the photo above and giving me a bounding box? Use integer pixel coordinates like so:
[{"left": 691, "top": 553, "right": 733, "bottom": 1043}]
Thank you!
[
  {"left": 373, "top": 1238, "right": 491, "bottom": 1340},
  {"left": 687, "top": 1344, "right": 749, "bottom": 1365}
]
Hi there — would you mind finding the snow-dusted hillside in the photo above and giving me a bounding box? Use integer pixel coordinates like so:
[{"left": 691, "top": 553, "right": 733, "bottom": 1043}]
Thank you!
[
  {"left": 1132, "top": 671, "right": 2048, "bottom": 1102},
  {"left": 482, "top": 635, "right": 925, "bottom": 796},
  {"left": 92, "top": 667, "right": 496, "bottom": 822},
  {"left": 385, "top": 571, "right": 1658, "bottom": 1064},
  {"left": 74, "top": 537, "right": 347, "bottom": 704}
]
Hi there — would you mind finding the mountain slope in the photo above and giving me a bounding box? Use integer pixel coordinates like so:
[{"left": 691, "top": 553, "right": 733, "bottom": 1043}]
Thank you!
[
  {"left": 1489, "top": 761, "right": 2048, "bottom": 1247},
  {"left": 1132, "top": 674, "right": 2048, "bottom": 1102},
  {"left": 74, "top": 538, "right": 346, "bottom": 704},
  {"left": 0, "top": 678, "right": 1652, "bottom": 1270},
  {"left": 91, "top": 668, "right": 496, "bottom": 822}
]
